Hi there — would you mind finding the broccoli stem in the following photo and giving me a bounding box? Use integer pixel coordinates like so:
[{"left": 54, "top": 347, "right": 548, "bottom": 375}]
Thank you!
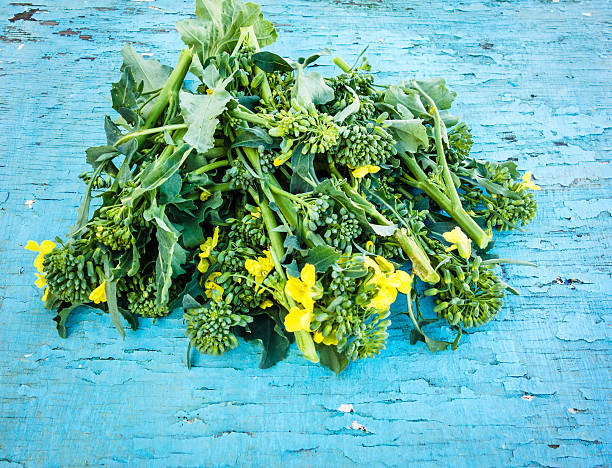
[
  {"left": 229, "top": 105, "right": 269, "bottom": 127},
  {"left": 138, "top": 47, "right": 193, "bottom": 147},
  {"left": 399, "top": 153, "right": 490, "bottom": 249},
  {"left": 333, "top": 56, "right": 352, "bottom": 73},
  {"left": 246, "top": 182, "right": 319, "bottom": 364}
]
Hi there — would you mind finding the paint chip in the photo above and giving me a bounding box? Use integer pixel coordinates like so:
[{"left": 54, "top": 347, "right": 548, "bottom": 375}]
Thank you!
[
  {"left": 338, "top": 404, "right": 354, "bottom": 413},
  {"left": 582, "top": 12, "right": 591, "bottom": 16},
  {"left": 567, "top": 407, "right": 582, "bottom": 414},
  {"left": 25, "top": 199, "right": 35, "bottom": 208},
  {"left": 348, "top": 420, "right": 369, "bottom": 432},
  {"left": 521, "top": 394, "right": 535, "bottom": 401}
]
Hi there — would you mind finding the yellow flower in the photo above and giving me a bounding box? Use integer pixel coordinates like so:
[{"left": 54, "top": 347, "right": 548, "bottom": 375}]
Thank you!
[
  {"left": 197, "top": 227, "right": 220, "bottom": 273},
  {"left": 206, "top": 88, "right": 214, "bottom": 95},
  {"left": 285, "top": 263, "right": 321, "bottom": 310},
  {"left": 34, "top": 273, "right": 47, "bottom": 289},
  {"left": 260, "top": 299, "right": 274, "bottom": 309},
  {"left": 365, "top": 240, "right": 375, "bottom": 252},
  {"left": 369, "top": 283, "right": 398, "bottom": 311},
  {"left": 313, "top": 331, "right": 339, "bottom": 346},
  {"left": 520, "top": 171, "right": 540, "bottom": 191},
  {"left": 352, "top": 165, "right": 381, "bottom": 179},
  {"left": 284, "top": 305, "right": 313, "bottom": 333},
  {"left": 89, "top": 281, "right": 107, "bottom": 304},
  {"left": 363, "top": 255, "right": 412, "bottom": 311},
  {"left": 394, "top": 270, "right": 413, "bottom": 295},
  {"left": 244, "top": 250, "right": 274, "bottom": 290},
  {"left": 251, "top": 207, "right": 261, "bottom": 219},
  {"left": 204, "top": 272, "right": 224, "bottom": 301},
  {"left": 442, "top": 226, "right": 472, "bottom": 259},
  {"left": 25, "top": 240, "right": 55, "bottom": 273}
]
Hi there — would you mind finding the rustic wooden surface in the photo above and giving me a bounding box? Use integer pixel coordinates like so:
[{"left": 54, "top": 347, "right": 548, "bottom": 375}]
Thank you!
[{"left": 1, "top": 0, "right": 611, "bottom": 466}]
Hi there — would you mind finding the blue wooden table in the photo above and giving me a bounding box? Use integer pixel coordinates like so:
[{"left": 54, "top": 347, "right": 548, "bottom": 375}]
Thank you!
[{"left": 1, "top": 1, "right": 610, "bottom": 466}]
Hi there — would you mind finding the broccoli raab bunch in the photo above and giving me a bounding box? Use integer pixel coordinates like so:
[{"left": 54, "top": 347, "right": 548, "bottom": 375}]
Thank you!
[{"left": 25, "top": 0, "right": 539, "bottom": 374}]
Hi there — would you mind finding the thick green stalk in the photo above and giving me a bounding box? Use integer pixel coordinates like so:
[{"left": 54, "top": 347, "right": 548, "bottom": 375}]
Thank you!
[
  {"left": 191, "top": 159, "right": 229, "bottom": 175},
  {"left": 399, "top": 154, "right": 490, "bottom": 249},
  {"left": 411, "top": 81, "right": 461, "bottom": 208},
  {"left": 229, "top": 106, "right": 269, "bottom": 127},
  {"left": 246, "top": 185, "right": 319, "bottom": 364},
  {"left": 137, "top": 47, "right": 193, "bottom": 147}
]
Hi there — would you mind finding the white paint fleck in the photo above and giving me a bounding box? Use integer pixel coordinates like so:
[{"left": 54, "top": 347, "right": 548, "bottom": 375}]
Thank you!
[
  {"left": 567, "top": 408, "right": 582, "bottom": 414},
  {"left": 338, "top": 404, "right": 355, "bottom": 413},
  {"left": 348, "top": 420, "right": 369, "bottom": 432},
  {"left": 24, "top": 353, "right": 33, "bottom": 358},
  {"left": 25, "top": 199, "right": 35, "bottom": 209},
  {"left": 582, "top": 12, "right": 592, "bottom": 17},
  {"left": 18, "top": 43, "right": 25, "bottom": 50},
  {"left": 521, "top": 394, "right": 535, "bottom": 401}
]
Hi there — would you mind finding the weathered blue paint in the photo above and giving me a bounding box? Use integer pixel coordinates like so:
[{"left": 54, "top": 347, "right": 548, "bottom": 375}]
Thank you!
[{"left": 1, "top": 0, "right": 610, "bottom": 466}]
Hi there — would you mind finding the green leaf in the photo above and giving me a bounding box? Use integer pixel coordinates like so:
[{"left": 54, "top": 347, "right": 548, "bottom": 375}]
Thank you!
[
  {"left": 104, "top": 116, "right": 137, "bottom": 157},
  {"left": 120, "top": 44, "right": 172, "bottom": 94},
  {"left": 369, "top": 223, "right": 398, "bottom": 237},
  {"left": 103, "top": 255, "right": 125, "bottom": 339},
  {"left": 231, "top": 126, "right": 274, "bottom": 150},
  {"left": 52, "top": 303, "right": 83, "bottom": 339},
  {"left": 303, "top": 245, "right": 341, "bottom": 273},
  {"left": 290, "top": 143, "right": 317, "bottom": 193},
  {"left": 384, "top": 119, "right": 429, "bottom": 153},
  {"left": 85, "top": 145, "right": 118, "bottom": 170},
  {"left": 333, "top": 86, "right": 360, "bottom": 123},
  {"left": 414, "top": 78, "right": 457, "bottom": 110},
  {"left": 159, "top": 172, "right": 183, "bottom": 204},
  {"left": 240, "top": 313, "right": 290, "bottom": 369},
  {"left": 155, "top": 210, "right": 188, "bottom": 309},
  {"left": 123, "top": 144, "right": 192, "bottom": 206},
  {"left": 316, "top": 344, "right": 349, "bottom": 375},
  {"left": 176, "top": 0, "right": 277, "bottom": 63},
  {"left": 111, "top": 66, "right": 138, "bottom": 111},
  {"left": 119, "top": 307, "right": 139, "bottom": 331},
  {"left": 180, "top": 88, "right": 232, "bottom": 154},
  {"left": 252, "top": 51, "right": 293, "bottom": 73},
  {"left": 384, "top": 85, "right": 427, "bottom": 118},
  {"left": 314, "top": 179, "right": 370, "bottom": 229},
  {"left": 301, "top": 49, "right": 330, "bottom": 67},
  {"left": 292, "top": 62, "right": 334, "bottom": 106}
]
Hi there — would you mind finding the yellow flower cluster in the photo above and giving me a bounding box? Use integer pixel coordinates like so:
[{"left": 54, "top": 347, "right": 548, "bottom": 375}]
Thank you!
[
  {"left": 283, "top": 264, "right": 322, "bottom": 333},
  {"left": 364, "top": 256, "right": 413, "bottom": 311},
  {"left": 244, "top": 250, "right": 274, "bottom": 291},
  {"left": 197, "top": 227, "right": 219, "bottom": 274},
  {"left": 204, "top": 272, "right": 224, "bottom": 301},
  {"left": 519, "top": 171, "right": 541, "bottom": 191},
  {"left": 25, "top": 240, "right": 55, "bottom": 302}
]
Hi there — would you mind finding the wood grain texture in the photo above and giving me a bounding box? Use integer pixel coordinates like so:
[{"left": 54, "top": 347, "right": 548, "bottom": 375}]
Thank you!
[{"left": 1, "top": 0, "right": 610, "bottom": 466}]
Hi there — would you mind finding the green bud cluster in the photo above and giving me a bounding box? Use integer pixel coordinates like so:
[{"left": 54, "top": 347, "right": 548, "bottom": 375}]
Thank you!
[
  {"left": 227, "top": 212, "right": 267, "bottom": 249},
  {"left": 447, "top": 122, "right": 473, "bottom": 165},
  {"left": 328, "top": 68, "right": 375, "bottom": 97},
  {"left": 461, "top": 161, "right": 538, "bottom": 231},
  {"left": 44, "top": 242, "right": 102, "bottom": 304},
  {"left": 425, "top": 255, "right": 505, "bottom": 329},
  {"left": 335, "top": 123, "right": 397, "bottom": 167},
  {"left": 269, "top": 102, "right": 340, "bottom": 154},
  {"left": 92, "top": 205, "right": 135, "bottom": 251},
  {"left": 311, "top": 299, "right": 390, "bottom": 361},
  {"left": 184, "top": 300, "right": 252, "bottom": 356},
  {"left": 78, "top": 171, "right": 110, "bottom": 189},
  {"left": 205, "top": 47, "right": 256, "bottom": 88},
  {"left": 256, "top": 145, "right": 277, "bottom": 174},
  {"left": 321, "top": 208, "right": 362, "bottom": 251},
  {"left": 224, "top": 158, "right": 253, "bottom": 190},
  {"left": 124, "top": 274, "right": 169, "bottom": 318}
]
